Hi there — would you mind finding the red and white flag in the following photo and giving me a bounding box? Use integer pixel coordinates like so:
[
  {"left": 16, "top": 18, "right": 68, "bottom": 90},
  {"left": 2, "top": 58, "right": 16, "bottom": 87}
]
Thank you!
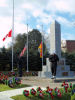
[
  {"left": 20, "top": 45, "right": 27, "bottom": 57},
  {"left": 3, "top": 29, "right": 12, "bottom": 41}
]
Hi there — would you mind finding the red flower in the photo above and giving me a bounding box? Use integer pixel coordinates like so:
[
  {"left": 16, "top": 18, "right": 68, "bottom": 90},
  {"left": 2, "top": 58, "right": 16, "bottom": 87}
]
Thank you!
[
  {"left": 55, "top": 87, "right": 58, "bottom": 92},
  {"left": 46, "top": 88, "right": 53, "bottom": 94},
  {"left": 38, "top": 90, "right": 44, "bottom": 98},
  {"left": 37, "top": 87, "right": 42, "bottom": 92},
  {"left": 30, "top": 88, "right": 36, "bottom": 95},
  {"left": 62, "top": 81, "right": 66, "bottom": 86},
  {"left": 50, "top": 93, "right": 54, "bottom": 99},
  {"left": 57, "top": 90, "right": 62, "bottom": 98},
  {"left": 23, "top": 90, "right": 29, "bottom": 97}
]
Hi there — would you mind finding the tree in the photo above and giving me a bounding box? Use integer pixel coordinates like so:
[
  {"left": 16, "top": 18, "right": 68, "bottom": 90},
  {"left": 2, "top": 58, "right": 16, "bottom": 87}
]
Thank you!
[
  {"left": 0, "top": 47, "right": 11, "bottom": 71},
  {"left": 0, "top": 29, "right": 47, "bottom": 71},
  {"left": 14, "top": 33, "right": 27, "bottom": 53},
  {"left": 28, "top": 29, "right": 47, "bottom": 56},
  {"left": 28, "top": 29, "right": 42, "bottom": 55},
  {"left": 62, "top": 51, "right": 75, "bottom": 71}
]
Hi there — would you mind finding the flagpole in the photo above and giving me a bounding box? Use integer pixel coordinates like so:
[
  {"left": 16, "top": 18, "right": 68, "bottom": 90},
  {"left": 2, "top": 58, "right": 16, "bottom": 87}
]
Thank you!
[
  {"left": 27, "top": 24, "right": 29, "bottom": 72},
  {"left": 12, "top": 0, "right": 14, "bottom": 72},
  {"left": 42, "top": 25, "right": 43, "bottom": 68}
]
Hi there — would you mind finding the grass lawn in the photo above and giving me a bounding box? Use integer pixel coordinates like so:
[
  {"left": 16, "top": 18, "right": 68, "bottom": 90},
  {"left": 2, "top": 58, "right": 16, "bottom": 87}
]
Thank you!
[
  {"left": 0, "top": 84, "right": 13, "bottom": 92},
  {"left": 12, "top": 95, "right": 52, "bottom": 100},
  {"left": 0, "top": 84, "right": 31, "bottom": 92},
  {"left": 11, "top": 94, "right": 71, "bottom": 100}
]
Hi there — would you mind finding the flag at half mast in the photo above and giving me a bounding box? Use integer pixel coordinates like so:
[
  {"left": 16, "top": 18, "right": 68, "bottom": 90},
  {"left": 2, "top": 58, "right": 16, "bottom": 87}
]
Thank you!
[
  {"left": 20, "top": 45, "right": 27, "bottom": 57},
  {"left": 38, "top": 41, "right": 42, "bottom": 58},
  {"left": 2, "top": 29, "right": 12, "bottom": 41}
]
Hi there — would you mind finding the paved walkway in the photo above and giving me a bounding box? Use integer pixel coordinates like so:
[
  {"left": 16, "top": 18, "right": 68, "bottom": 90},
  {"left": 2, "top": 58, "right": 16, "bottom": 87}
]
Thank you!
[
  {"left": 22, "top": 76, "right": 75, "bottom": 88},
  {"left": 0, "top": 86, "right": 43, "bottom": 100}
]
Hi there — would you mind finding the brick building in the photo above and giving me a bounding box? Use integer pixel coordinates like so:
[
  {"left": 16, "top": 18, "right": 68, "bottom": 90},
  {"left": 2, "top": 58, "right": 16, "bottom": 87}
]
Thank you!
[{"left": 61, "top": 40, "right": 75, "bottom": 53}]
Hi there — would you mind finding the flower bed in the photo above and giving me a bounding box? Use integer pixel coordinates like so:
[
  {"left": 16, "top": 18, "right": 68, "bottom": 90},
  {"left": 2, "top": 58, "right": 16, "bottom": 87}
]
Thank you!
[
  {"left": 0, "top": 72, "right": 21, "bottom": 88},
  {"left": 22, "top": 82, "right": 75, "bottom": 100},
  {"left": 0, "top": 72, "right": 17, "bottom": 77}
]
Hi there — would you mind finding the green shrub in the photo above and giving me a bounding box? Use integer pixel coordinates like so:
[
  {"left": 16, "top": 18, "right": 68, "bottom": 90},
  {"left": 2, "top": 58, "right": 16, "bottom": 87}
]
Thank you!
[
  {"left": 71, "top": 94, "right": 75, "bottom": 100},
  {"left": 73, "top": 84, "right": 75, "bottom": 89}
]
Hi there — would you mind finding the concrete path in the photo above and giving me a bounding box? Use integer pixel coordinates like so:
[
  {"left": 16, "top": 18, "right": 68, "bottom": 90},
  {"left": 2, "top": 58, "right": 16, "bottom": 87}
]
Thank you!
[
  {"left": 0, "top": 86, "right": 45, "bottom": 100},
  {"left": 22, "top": 76, "right": 75, "bottom": 88}
]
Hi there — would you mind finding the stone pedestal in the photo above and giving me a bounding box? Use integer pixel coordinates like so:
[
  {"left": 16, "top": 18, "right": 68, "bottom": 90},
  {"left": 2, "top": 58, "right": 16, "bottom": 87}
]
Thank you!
[
  {"left": 56, "top": 65, "right": 75, "bottom": 77},
  {"left": 38, "top": 58, "right": 52, "bottom": 78},
  {"left": 38, "top": 58, "right": 75, "bottom": 78},
  {"left": 56, "top": 58, "right": 75, "bottom": 77}
]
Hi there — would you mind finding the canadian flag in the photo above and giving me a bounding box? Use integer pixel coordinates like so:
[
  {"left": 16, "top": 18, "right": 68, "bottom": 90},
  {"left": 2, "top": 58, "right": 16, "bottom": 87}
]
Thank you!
[{"left": 3, "top": 29, "right": 12, "bottom": 41}]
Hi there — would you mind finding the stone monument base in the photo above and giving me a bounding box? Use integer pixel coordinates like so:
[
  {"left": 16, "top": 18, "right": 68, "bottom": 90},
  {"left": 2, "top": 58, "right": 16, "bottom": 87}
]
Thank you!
[
  {"left": 38, "top": 58, "right": 52, "bottom": 78},
  {"left": 38, "top": 58, "right": 75, "bottom": 78}
]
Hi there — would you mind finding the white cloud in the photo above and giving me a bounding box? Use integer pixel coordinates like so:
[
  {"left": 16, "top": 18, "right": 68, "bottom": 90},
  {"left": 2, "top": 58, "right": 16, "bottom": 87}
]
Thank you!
[
  {"left": 36, "top": 25, "right": 41, "bottom": 30},
  {"left": 0, "top": 15, "right": 32, "bottom": 48},
  {"left": 47, "top": 28, "right": 50, "bottom": 34},
  {"left": 14, "top": 22, "right": 32, "bottom": 35},
  {"left": 14, "top": 0, "right": 75, "bottom": 27},
  {"left": 22, "top": 3, "right": 34, "bottom": 10},
  {"left": 47, "top": 0, "right": 75, "bottom": 14},
  {"left": 0, "top": 16, "right": 12, "bottom": 48},
  {"left": 0, "top": 0, "right": 7, "bottom": 7},
  {"left": 21, "top": 1, "right": 44, "bottom": 18},
  {"left": 0, "top": 0, "right": 75, "bottom": 48}
]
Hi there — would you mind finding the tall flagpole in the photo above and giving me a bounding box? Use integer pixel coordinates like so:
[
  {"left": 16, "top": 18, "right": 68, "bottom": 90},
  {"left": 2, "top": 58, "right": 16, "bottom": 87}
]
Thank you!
[
  {"left": 42, "top": 25, "right": 43, "bottom": 68},
  {"left": 27, "top": 24, "right": 29, "bottom": 72},
  {"left": 12, "top": 0, "right": 14, "bottom": 72}
]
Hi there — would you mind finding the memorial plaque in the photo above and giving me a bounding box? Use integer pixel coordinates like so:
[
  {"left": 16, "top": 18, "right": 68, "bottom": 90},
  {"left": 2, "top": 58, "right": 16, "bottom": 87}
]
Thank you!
[{"left": 62, "top": 72, "right": 68, "bottom": 76}]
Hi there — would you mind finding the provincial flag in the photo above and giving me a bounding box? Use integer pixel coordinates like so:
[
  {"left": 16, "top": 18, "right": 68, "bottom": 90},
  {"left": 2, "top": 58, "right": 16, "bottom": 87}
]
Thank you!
[
  {"left": 3, "top": 29, "right": 12, "bottom": 41},
  {"left": 20, "top": 45, "right": 27, "bottom": 57},
  {"left": 38, "top": 41, "right": 42, "bottom": 58}
]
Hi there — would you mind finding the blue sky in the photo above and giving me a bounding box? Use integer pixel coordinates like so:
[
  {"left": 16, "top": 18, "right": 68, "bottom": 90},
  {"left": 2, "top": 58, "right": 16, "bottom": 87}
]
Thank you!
[{"left": 0, "top": 0, "right": 75, "bottom": 48}]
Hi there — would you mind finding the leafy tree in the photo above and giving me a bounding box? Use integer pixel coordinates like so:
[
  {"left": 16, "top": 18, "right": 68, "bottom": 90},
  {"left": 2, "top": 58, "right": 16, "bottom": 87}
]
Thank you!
[
  {"left": 14, "top": 33, "right": 27, "bottom": 53},
  {"left": 0, "top": 29, "right": 48, "bottom": 71},
  {"left": 0, "top": 47, "right": 11, "bottom": 71},
  {"left": 13, "top": 29, "right": 47, "bottom": 57},
  {"left": 28, "top": 29, "right": 47, "bottom": 56},
  {"left": 62, "top": 51, "right": 75, "bottom": 71}
]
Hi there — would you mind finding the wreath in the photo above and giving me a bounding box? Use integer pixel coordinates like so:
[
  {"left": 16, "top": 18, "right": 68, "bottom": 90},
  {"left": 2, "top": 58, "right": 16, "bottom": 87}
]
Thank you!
[
  {"left": 30, "top": 88, "right": 36, "bottom": 96},
  {"left": 37, "top": 90, "right": 44, "bottom": 98},
  {"left": 57, "top": 91, "right": 62, "bottom": 98},
  {"left": 8, "top": 80, "right": 14, "bottom": 88},
  {"left": 36, "top": 87, "right": 42, "bottom": 92},
  {"left": 46, "top": 88, "right": 54, "bottom": 99},
  {"left": 23, "top": 90, "right": 29, "bottom": 97},
  {"left": 15, "top": 77, "right": 21, "bottom": 85}
]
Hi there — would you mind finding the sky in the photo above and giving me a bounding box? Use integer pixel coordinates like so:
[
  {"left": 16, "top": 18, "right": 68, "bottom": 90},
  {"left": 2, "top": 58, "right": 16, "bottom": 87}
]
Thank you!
[{"left": 0, "top": 0, "right": 75, "bottom": 48}]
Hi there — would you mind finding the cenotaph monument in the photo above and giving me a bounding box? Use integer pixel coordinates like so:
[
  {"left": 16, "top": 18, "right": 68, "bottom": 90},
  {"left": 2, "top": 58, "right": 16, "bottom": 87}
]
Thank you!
[
  {"left": 38, "top": 20, "right": 75, "bottom": 78},
  {"left": 50, "top": 20, "right": 61, "bottom": 58}
]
